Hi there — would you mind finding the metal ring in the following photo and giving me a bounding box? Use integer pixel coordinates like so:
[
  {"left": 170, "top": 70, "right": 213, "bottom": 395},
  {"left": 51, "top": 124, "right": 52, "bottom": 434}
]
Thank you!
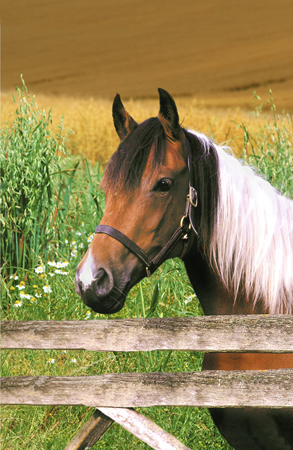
[
  {"left": 180, "top": 215, "right": 192, "bottom": 229},
  {"left": 189, "top": 187, "right": 198, "bottom": 208}
]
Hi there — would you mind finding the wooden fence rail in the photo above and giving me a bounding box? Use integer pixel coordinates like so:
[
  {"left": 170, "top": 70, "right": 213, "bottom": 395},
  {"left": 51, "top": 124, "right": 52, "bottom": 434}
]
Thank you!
[
  {"left": 1, "top": 315, "right": 293, "bottom": 450},
  {"left": 2, "top": 315, "right": 293, "bottom": 352},
  {"left": 2, "top": 370, "right": 293, "bottom": 408}
]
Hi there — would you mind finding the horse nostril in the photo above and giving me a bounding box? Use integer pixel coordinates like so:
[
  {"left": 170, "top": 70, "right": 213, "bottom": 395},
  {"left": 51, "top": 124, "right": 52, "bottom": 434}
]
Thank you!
[
  {"left": 94, "top": 268, "right": 114, "bottom": 296},
  {"left": 95, "top": 268, "right": 107, "bottom": 283},
  {"left": 75, "top": 261, "right": 114, "bottom": 299}
]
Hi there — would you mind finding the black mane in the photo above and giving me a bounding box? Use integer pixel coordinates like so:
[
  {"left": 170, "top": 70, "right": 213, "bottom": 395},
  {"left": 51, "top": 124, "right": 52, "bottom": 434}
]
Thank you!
[{"left": 183, "top": 130, "right": 219, "bottom": 256}]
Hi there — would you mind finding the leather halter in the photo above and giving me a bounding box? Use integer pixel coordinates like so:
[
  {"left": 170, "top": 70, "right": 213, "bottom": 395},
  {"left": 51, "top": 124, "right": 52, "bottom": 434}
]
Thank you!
[{"left": 95, "top": 137, "right": 198, "bottom": 277}]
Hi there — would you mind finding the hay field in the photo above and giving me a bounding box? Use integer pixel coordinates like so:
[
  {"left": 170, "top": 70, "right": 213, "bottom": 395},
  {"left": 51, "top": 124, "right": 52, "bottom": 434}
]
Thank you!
[{"left": 1, "top": 89, "right": 276, "bottom": 164}]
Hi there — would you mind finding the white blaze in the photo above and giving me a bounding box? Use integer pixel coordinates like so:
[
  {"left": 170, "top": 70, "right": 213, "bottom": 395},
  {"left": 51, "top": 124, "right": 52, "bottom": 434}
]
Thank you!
[{"left": 78, "top": 248, "right": 95, "bottom": 289}]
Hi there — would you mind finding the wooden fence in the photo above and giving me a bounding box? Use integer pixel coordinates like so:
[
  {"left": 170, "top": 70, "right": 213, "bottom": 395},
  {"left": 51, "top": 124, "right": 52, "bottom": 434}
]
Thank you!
[{"left": 1, "top": 315, "right": 293, "bottom": 450}]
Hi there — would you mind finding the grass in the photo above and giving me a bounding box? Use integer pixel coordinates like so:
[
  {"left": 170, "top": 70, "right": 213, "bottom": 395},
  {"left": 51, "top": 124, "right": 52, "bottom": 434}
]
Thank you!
[
  {"left": 239, "top": 91, "right": 293, "bottom": 197},
  {"left": 0, "top": 77, "right": 72, "bottom": 275},
  {"left": 1, "top": 83, "right": 292, "bottom": 449}
]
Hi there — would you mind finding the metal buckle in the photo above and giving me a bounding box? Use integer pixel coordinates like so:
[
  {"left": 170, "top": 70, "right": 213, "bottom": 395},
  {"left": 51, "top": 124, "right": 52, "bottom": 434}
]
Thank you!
[
  {"left": 180, "top": 215, "right": 192, "bottom": 234},
  {"left": 188, "top": 186, "right": 198, "bottom": 208}
]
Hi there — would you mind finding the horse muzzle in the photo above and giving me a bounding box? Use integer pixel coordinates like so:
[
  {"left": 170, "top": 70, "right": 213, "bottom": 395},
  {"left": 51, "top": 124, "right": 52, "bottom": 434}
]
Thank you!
[{"left": 75, "top": 262, "right": 128, "bottom": 314}]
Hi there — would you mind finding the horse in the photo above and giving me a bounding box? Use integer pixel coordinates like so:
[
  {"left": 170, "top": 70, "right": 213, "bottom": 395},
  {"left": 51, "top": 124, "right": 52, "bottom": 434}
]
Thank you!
[{"left": 75, "top": 88, "right": 293, "bottom": 450}]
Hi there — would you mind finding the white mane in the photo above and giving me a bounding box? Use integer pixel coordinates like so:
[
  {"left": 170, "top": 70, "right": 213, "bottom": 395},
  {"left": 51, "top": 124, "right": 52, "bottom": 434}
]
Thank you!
[{"left": 192, "top": 130, "right": 293, "bottom": 314}]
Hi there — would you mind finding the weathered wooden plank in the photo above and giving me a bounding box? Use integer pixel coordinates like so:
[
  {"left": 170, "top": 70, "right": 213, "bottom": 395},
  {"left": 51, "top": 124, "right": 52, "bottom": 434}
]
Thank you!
[
  {"left": 64, "top": 407, "right": 191, "bottom": 450},
  {"left": 64, "top": 409, "right": 113, "bottom": 450},
  {"left": 1, "top": 370, "right": 293, "bottom": 408},
  {"left": 1, "top": 315, "right": 293, "bottom": 352},
  {"left": 97, "top": 407, "right": 191, "bottom": 450}
]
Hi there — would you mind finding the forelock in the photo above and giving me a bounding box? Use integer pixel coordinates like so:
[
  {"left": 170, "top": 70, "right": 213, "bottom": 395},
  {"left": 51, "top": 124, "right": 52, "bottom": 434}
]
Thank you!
[{"left": 101, "top": 117, "right": 167, "bottom": 192}]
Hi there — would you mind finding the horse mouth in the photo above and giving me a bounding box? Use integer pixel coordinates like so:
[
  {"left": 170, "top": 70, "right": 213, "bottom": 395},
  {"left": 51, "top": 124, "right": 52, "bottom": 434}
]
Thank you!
[{"left": 76, "top": 279, "right": 129, "bottom": 315}]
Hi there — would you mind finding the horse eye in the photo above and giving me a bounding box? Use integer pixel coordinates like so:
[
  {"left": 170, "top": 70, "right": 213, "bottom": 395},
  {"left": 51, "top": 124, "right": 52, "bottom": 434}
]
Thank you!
[{"left": 154, "top": 179, "right": 173, "bottom": 192}]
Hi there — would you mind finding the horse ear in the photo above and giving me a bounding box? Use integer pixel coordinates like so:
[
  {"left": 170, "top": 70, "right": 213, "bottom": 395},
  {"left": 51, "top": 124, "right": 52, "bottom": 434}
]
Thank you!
[
  {"left": 112, "top": 94, "right": 138, "bottom": 140},
  {"left": 158, "top": 88, "right": 181, "bottom": 141}
]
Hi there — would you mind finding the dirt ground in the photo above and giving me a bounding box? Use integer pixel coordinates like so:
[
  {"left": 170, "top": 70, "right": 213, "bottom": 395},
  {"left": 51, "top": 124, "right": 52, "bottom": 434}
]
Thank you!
[{"left": 1, "top": 0, "right": 293, "bottom": 110}]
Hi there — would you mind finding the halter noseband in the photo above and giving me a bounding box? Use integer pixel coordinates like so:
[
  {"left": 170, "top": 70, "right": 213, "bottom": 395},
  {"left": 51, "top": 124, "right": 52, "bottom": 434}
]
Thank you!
[{"left": 95, "top": 137, "right": 198, "bottom": 277}]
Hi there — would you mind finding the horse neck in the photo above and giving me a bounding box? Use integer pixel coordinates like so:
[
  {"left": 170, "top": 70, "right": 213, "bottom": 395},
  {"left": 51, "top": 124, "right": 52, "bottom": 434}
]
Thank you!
[{"left": 183, "top": 242, "right": 266, "bottom": 316}]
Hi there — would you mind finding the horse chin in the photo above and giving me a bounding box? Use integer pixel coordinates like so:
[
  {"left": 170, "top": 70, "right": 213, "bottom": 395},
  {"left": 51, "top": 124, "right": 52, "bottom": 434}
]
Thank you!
[
  {"left": 79, "top": 288, "right": 128, "bottom": 315},
  {"left": 84, "top": 298, "right": 125, "bottom": 314},
  {"left": 75, "top": 273, "right": 130, "bottom": 314}
]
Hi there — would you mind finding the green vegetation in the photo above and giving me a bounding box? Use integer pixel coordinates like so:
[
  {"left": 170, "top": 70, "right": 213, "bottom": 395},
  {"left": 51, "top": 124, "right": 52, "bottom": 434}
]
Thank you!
[
  {"left": 1, "top": 85, "right": 292, "bottom": 449},
  {"left": 1, "top": 77, "right": 71, "bottom": 274},
  {"left": 239, "top": 91, "right": 293, "bottom": 197}
]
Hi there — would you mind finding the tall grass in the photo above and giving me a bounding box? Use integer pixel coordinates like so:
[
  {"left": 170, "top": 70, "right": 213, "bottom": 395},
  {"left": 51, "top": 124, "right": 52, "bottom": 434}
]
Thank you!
[
  {"left": 1, "top": 87, "right": 292, "bottom": 450},
  {"left": 239, "top": 91, "right": 293, "bottom": 198},
  {"left": 0, "top": 77, "right": 70, "bottom": 275}
]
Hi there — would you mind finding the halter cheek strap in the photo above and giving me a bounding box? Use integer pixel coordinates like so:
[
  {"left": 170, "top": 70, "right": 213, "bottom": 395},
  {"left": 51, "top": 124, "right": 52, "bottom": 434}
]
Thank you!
[{"left": 95, "top": 136, "right": 198, "bottom": 277}]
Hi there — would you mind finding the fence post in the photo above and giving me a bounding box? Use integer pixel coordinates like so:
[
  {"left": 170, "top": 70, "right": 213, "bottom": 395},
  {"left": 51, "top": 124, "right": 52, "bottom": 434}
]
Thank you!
[{"left": 64, "top": 409, "right": 113, "bottom": 450}]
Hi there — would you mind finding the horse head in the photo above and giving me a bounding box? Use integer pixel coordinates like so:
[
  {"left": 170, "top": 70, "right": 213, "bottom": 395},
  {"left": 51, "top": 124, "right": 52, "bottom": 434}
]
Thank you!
[{"left": 75, "top": 89, "right": 194, "bottom": 314}]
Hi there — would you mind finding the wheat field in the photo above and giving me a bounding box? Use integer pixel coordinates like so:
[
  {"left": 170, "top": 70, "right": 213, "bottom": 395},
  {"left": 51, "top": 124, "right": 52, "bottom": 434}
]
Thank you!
[{"left": 1, "top": 89, "right": 276, "bottom": 165}]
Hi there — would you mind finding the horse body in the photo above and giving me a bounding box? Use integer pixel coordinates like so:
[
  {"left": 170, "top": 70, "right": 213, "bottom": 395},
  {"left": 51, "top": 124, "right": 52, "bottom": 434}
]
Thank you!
[
  {"left": 184, "top": 236, "right": 293, "bottom": 450},
  {"left": 76, "top": 89, "right": 293, "bottom": 449}
]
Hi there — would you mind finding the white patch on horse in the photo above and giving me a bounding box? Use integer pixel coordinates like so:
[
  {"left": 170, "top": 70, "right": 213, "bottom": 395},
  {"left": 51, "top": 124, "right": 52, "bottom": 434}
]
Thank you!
[{"left": 79, "top": 249, "right": 95, "bottom": 290}]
